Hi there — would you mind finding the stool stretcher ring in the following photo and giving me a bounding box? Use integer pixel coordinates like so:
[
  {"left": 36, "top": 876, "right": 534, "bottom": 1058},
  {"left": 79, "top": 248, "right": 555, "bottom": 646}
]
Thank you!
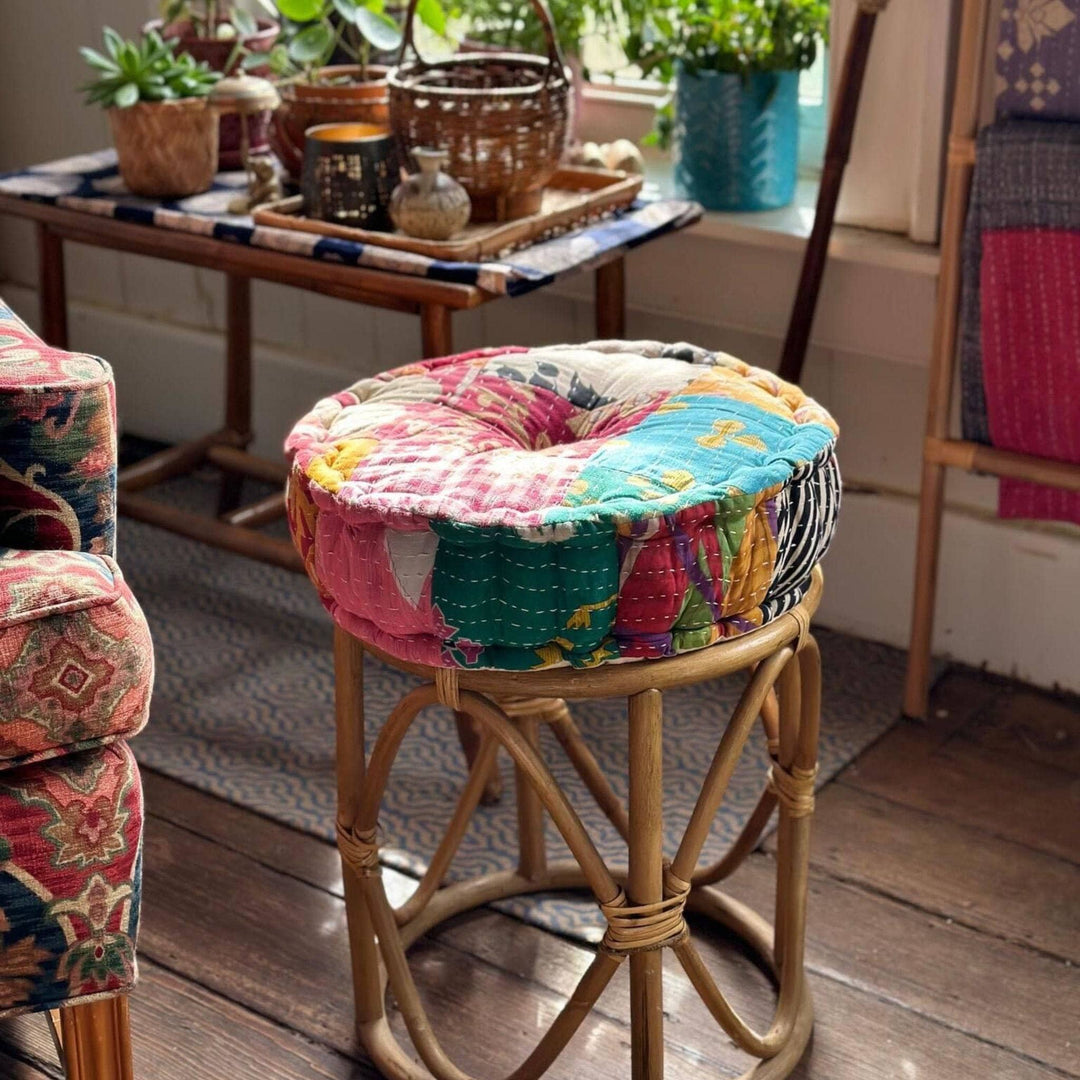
[{"left": 333, "top": 567, "right": 825, "bottom": 1080}]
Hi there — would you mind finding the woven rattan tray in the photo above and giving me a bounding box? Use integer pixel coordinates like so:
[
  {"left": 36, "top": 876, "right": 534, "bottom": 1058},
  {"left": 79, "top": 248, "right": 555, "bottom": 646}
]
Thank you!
[{"left": 252, "top": 167, "right": 644, "bottom": 261}]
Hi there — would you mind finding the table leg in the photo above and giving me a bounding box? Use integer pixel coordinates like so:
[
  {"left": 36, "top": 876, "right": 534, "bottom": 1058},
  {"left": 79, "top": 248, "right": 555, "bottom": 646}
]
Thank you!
[
  {"left": 36, "top": 222, "right": 68, "bottom": 348},
  {"left": 420, "top": 302, "right": 452, "bottom": 359},
  {"left": 218, "top": 273, "right": 253, "bottom": 516},
  {"left": 595, "top": 257, "right": 626, "bottom": 339}
]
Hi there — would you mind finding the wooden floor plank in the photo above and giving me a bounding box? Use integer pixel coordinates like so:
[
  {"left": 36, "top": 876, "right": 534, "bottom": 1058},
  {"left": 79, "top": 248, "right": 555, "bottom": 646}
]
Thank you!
[
  {"left": 0, "top": 1043, "right": 55, "bottom": 1080},
  {"left": 840, "top": 720, "right": 1080, "bottom": 863},
  {"left": 14, "top": 669, "right": 1071, "bottom": 1080},
  {"left": 144, "top": 754, "right": 1080, "bottom": 1076},
  {"left": 792, "top": 785, "right": 1080, "bottom": 961},
  {"left": 142, "top": 769, "right": 344, "bottom": 894},
  {"left": 140, "top": 786, "right": 1070, "bottom": 1079},
  {"left": 2, "top": 961, "right": 373, "bottom": 1080},
  {"left": 792, "top": 975, "right": 1063, "bottom": 1080},
  {"left": 725, "top": 855, "right": 1080, "bottom": 1076},
  {"left": 138, "top": 814, "right": 722, "bottom": 1079},
  {"left": 963, "top": 679, "right": 1080, "bottom": 775},
  {"left": 441, "top": 854, "right": 1080, "bottom": 1078}
]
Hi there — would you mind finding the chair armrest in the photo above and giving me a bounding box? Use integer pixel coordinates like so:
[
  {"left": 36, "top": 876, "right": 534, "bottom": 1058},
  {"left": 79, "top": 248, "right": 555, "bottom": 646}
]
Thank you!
[{"left": 0, "top": 300, "right": 116, "bottom": 556}]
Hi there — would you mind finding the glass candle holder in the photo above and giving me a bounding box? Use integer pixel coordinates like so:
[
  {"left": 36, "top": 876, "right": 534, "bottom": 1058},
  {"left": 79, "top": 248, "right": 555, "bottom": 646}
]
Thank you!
[{"left": 301, "top": 122, "right": 400, "bottom": 231}]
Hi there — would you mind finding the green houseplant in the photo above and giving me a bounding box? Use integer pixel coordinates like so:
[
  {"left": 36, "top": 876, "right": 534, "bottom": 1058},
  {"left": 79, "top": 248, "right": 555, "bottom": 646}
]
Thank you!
[
  {"left": 148, "top": 1, "right": 282, "bottom": 166},
  {"left": 266, "top": 0, "right": 445, "bottom": 178},
  {"left": 626, "top": 0, "right": 828, "bottom": 211},
  {"left": 152, "top": 0, "right": 281, "bottom": 72},
  {"left": 81, "top": 28, "right": 222, "bottom": 197}
]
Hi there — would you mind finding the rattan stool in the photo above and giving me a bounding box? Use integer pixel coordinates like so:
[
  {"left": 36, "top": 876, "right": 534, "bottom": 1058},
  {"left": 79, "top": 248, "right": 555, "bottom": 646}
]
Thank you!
[
  {"left": 286, "top": 339, "right": 839, "bottom": 1078},
  {"left": 331, "top": 566, "right": 823, "bottom": 1080}
]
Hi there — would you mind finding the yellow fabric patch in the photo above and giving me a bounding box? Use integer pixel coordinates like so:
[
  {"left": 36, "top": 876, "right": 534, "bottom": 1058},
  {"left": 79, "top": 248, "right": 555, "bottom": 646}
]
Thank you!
[
  {"left": 721, "top": 495, "right": 778, "bottom": 618},
  {"left": 306, "top": 438, "right": 379, "bottom": 493},
  {"left": 565, "top": 594, "right": 617, "bottom": 630},
  {"left": 661, "top": 469, "right": 695, "bottom": 490}
]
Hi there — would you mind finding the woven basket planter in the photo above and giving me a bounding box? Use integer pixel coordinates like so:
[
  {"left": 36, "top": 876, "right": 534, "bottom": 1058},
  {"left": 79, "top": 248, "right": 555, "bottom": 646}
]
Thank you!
[
  {"left": 108, "top": 99, "right": 218, "bottom": 198},
  {"left": 388, "top": 0, "right": 570, "bottom": 222},
  {"left": 270, "top": 66, "right": 391, "bottom": 182}
]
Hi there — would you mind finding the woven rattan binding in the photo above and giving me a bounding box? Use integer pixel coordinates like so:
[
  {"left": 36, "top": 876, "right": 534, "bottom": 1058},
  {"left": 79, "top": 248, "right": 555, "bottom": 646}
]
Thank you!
[{"left": 387, "top": 0, "right": 571, "bottom": 221}]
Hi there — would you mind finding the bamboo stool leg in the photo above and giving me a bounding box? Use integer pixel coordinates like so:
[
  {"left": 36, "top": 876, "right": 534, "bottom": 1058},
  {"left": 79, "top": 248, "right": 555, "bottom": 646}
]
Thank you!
[
  {"left": 334, "top": 627, "right": 385, "bottom": 1028},
  {"left": 627, "top": 689, "right": 665, "bottom": 1080},
  {"left": 453, "top": 710, "right": 503, "bottom": 805},
  {"left": 334, "top": 579, "right": 824, "bottom": 1080},
  {"left": 58, "top": 996, "right": 133, "bottom": 1080}
]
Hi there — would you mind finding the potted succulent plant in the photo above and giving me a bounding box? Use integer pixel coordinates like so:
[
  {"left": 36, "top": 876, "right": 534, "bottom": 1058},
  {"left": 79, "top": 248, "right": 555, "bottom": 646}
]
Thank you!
[
  {"left": 626, "top": 0, "right": 828, "bottom": 211},
  {"left": 147, "top": 2, "right": 281, "bottom": 167},
  {"left": 266, "top": 0, "right": 442, "bottom": 179},
  {"left": 81, "top": 28, "right": 221, "bottom": 198}
]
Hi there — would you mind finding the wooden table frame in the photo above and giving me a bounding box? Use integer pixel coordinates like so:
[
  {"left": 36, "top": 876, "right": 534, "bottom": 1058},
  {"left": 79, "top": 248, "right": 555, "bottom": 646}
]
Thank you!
[{"left": 3, "top": 197, "right": 626, "bottom": 573}]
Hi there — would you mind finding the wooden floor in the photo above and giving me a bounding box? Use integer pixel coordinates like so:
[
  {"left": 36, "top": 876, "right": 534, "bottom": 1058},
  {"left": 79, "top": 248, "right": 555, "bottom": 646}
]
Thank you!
[{"left": 3, "top": 667, "right": 1078, "bottom": 1080}]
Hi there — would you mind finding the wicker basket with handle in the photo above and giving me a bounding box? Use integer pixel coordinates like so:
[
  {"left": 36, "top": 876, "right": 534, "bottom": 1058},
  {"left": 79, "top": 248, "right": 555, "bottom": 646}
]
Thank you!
[{"left": 388, "top": 0, "right": 571, "bottom": 222}]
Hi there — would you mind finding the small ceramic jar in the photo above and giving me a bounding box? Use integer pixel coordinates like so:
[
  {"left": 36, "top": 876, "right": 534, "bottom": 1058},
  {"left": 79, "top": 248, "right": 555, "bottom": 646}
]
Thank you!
[{"left": 390, "top": 149, "right": 471, "bottom": 241}]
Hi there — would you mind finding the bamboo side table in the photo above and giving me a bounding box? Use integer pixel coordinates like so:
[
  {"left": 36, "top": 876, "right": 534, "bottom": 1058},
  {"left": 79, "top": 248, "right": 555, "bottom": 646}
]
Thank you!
[
  {"left": 4, "top": 200, "right": 626, "bottom": 574},
  {"left": 333, "top": 567, "right": 825, "bottom": 1080}
]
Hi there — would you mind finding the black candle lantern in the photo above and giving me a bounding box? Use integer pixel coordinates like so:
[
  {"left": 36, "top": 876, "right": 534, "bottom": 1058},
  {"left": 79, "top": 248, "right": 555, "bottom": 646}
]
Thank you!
[{"left": 301, "top": 123, "right": 400, "bottom": 232}]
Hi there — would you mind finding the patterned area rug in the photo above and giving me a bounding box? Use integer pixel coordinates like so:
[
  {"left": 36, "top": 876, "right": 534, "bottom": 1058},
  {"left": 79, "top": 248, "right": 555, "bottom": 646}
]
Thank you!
[{"left": 124, "top": 475, "right": 906, "bottom": 941}]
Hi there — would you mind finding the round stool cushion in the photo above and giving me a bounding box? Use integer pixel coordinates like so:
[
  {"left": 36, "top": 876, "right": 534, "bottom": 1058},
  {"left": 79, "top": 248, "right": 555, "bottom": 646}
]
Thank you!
[{"left": 286, "top": 341, "right": 840, "bottom": 670}]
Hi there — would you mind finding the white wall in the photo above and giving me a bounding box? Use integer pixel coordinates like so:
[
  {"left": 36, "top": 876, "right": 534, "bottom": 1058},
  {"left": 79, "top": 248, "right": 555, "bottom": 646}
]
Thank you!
[{"left": 2, "top": 0, "right": 1078, "bottom": 695}]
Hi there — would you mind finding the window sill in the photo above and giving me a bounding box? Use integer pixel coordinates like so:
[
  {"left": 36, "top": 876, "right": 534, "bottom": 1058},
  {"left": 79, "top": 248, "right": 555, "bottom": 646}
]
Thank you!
[
  {"left": 578, "top": 84, "right": 940, "bottom": 279},
  {"left": 641, "top": 166, "right": 941, "bottom": 278}
]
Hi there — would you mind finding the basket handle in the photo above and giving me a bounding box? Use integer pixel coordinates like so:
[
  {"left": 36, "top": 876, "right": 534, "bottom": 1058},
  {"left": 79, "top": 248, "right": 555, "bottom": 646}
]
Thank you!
[{"left": 396, "top": 0, "right": 567, "bottom": 81}]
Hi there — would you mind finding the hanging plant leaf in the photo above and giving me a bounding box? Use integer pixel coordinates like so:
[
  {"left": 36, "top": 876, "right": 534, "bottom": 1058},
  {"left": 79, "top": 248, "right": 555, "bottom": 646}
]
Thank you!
[
  {"left": 231, "top": 8, "right": 259, "bottom": 38},
  {"left": 332, "top": 0, "right": 361, "bottom": 23},
  {"left": 415, "top": 0, "right": 446, "bottom": 38},
  {"left": 354, "top": 6, "right": 403, "bottom": 51},
  {"left": 288, "top": 21, "right": 335, "bottom": 63},
  {"left": 274, "top": 0, "right": 326, "bottom": 22}
]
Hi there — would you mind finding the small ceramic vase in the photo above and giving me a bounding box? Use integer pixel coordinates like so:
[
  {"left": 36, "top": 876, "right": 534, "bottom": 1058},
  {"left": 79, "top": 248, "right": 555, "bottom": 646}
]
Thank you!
[{"left": 390, "top": 149, "right": 471, "bottom": 241}]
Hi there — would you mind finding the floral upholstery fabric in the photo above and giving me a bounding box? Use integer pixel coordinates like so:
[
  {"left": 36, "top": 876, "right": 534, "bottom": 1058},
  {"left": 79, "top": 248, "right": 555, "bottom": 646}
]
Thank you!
[
  {"left": 0, "top": 296, "right": 152, "bottom": 1018},
  {"left": 0, "top": 300, "right": 117, "bottom": 557},
  {"left": 287, "top": 341, "right": 840, "bottom": 670},
  {"left": 0, "top": 548, "right": 153, "bottom": 770},
  {"left": 0, "top": 743, "right": 142, "bottom": 1015}
]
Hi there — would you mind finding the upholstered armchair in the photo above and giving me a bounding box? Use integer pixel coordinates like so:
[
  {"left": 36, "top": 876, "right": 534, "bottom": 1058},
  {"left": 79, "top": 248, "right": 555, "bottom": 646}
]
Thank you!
[{"left": 0, "top": 298, "right": 153, "bottom": 1078}]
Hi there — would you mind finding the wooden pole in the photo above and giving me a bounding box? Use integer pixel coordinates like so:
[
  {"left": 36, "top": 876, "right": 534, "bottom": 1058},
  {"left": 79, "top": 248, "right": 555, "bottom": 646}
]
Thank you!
[
  {"left": 218, "top": 273, "right": 254, "bottom": 516},
  {"left": 421, "top": 302, "right": 452, "bottom": 358},
  {"left": 777, "top": 6, "right": 882, "bottom": 384},
  {"left": 627, "top": 688, "right": 665, "bottom": 1080},
  {"left": 36, "top": 222, "right": 68, "bottom": 349},
  {"left": 903, "top": 0, "right": 990, "bottom": 719},
  {"left": 595, "top": 258, "right": 626, "bottom": 339}
]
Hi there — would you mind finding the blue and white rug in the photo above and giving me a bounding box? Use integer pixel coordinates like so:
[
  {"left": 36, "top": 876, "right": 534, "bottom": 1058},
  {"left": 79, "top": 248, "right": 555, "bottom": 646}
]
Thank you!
[{"left": 123, "top": 475, "right": 906, "bottom": 941}]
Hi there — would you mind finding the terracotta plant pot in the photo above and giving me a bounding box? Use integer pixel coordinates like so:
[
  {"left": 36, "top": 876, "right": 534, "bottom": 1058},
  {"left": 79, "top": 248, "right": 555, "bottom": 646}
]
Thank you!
[
  {"left": 270, "top": 65, "right": 390, "bottom": 181},
  {"left": 108, "top": 98, "right": 219, "bottom": 198},
  {"left": 147, "top": 17, "right": 280, "bottom": 169}
]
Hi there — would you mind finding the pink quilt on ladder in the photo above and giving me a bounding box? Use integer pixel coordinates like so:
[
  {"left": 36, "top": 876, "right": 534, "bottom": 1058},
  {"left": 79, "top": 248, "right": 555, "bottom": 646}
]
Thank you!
[{"left": 981, "top": 228, "right": 1080, "bottom": 524}]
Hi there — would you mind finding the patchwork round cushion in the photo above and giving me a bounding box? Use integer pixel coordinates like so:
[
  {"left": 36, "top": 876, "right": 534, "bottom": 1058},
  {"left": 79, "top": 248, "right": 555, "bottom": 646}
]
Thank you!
[{"left": 286, "top": 341, "right": 840, "bottom": 670}]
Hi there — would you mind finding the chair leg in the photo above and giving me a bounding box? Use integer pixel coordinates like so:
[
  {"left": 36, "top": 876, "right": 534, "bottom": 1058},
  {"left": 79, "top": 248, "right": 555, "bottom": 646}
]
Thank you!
[
  {"left": 453, "top": 710, "right": 503, "bottom": 805},
  {"left": 333, "top": 628, "right": 385, "bottom": 1027},
  {"left": 58, "top": 996, "right": 133, "bottom": 1080},
  {"left": 627, "top": 688, "right": 665, "bottom": 1080},
  {"left": 904, "top": 459, "right": 947, "bottom": 719}
]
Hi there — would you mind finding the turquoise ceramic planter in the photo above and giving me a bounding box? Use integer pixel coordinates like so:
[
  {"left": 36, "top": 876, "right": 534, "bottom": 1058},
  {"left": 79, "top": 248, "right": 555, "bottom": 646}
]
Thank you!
[{"left": 674, "top": 68, "right": 800, "bottom": 212}]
